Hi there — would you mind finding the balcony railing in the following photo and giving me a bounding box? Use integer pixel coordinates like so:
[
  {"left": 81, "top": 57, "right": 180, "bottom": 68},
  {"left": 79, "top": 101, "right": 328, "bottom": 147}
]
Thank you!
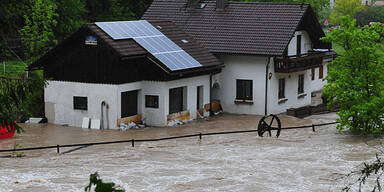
[{"left": 274, "top": 52, "right": 325, "bottom": 73}]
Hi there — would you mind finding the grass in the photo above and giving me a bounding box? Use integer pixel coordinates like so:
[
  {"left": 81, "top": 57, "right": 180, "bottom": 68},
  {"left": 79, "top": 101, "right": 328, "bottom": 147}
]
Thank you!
[{"left": 0, "top": 60, "right": 30, "bottom": 78}]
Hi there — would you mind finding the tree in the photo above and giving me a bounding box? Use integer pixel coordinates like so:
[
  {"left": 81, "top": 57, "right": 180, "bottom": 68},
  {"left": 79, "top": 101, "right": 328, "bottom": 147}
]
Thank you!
[
  {"left": 355, "top": 6, "right": 384, "bottom": 27},
  {"left": 84, "top": 0, "right": 135, "bottom": 22},
  {"left": 321, "top": 17, "right": 384, "bottom": 134},
  {"left": 343, "top": 152, "right": 384, "bottom": 191},
  {"left": 330, "top": 0, "right": 364, "bottom": 25},
  {"left": 19, "top": 0, "right": 58, "bottom": 57},
  {"left": 55, "top": 0, "right": 86, "bottom": 40}
]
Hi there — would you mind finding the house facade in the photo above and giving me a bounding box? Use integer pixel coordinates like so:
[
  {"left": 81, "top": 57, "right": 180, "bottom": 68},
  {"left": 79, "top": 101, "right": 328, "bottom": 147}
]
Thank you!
[
  {"left": 143, "top": 0, "right": 333, "bottom": 115},
  {"left": 28, "top": 21, "right": 222, "bottom": 128},
  {"left": 330, "top": 0, "right": 371, "bottom": 7}
]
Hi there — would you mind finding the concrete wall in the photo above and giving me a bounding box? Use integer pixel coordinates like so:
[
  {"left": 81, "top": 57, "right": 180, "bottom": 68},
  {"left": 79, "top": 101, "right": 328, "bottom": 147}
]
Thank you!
[
  {"left": 217, "top": 54, "right": 268, "bottom": 115},
  {"left": 45, "top": 80, "right": 118, "bottom": 128},
  {"left": 45, "top": 75, "right": 211, "bottom": 129},
  {"left": 117, "top": 75, "right": 211, "bottom": 126},
  {"left": 267, "top": 64, "right": 312, "bottom": 115}
]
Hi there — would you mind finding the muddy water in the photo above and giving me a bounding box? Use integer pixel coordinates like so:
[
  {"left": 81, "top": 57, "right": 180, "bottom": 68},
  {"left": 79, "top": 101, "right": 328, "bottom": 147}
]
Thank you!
[{"left": 0, "top": 113, "right": 381, "bottom": 191}]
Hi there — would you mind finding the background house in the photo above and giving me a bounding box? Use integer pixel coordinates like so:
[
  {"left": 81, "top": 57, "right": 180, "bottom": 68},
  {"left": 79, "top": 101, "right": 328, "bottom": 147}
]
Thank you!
[
  {"left": 143, "top": 0, "right": 333, "bottom": 115},
  {"left": 28, "top": 20, "right": 222, "bottom": 128},
  {"left": 330, "top": 0, "right": 371, "bottom": 7}
]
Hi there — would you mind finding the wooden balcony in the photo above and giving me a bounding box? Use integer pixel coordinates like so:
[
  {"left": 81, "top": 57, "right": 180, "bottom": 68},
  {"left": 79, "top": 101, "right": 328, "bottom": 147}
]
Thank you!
[{"left": 274, "top": 52, "right": 325, "bottom": 73}]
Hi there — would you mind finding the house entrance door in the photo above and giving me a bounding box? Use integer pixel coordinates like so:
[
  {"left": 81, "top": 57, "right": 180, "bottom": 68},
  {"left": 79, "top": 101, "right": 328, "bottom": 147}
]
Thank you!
[
  {"left": 169, "top": 87, "right": 183, "bottom": 114},
  {"left": 121, "top": 90, "right": 138, "bottom": 118}
]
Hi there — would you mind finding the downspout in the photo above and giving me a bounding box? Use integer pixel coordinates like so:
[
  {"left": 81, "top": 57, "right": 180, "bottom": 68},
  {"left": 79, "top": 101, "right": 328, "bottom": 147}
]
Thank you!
[
  {"left": 209, "top": 73, "right": 213, "bottom": 116},
  {"left": 101, "top": 101, "right": 105, "bottom": 129},
  {"left": 101, "top": 101, "right": 109, "bottom": 129},
  {"left": 264, "top": 57, "right": 271, "bottom": 116}
]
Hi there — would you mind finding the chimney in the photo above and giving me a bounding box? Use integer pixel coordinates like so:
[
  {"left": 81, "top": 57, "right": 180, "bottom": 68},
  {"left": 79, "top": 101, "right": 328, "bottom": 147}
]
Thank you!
[{"left": 216, "top": 0, "right": 228, "bottom": 10}]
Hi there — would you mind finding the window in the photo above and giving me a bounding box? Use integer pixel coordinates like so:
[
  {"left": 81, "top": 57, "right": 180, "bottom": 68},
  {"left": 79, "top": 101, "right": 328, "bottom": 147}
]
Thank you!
[
  {"left": 236, "top": 79, "right": 253, "bottom": 100},
  {"left": 145, "top": 95, "right": 159, "bottom": 108},
  {"left": 73, "top": 96, "right": 87, "bottom": 110},
  {"left": 278, "top": 78, "right": 285, "bottom": 99},
  {"left": 296, "top": 35, "right": 302, "bottom": 56},
  {"left": 311, "top": 68, "right": 315, "bottom": 80},
  {"left": 319, "top": 65, "right": 324, "bottom": 79},
  {"left": 298, "top": 74, "right": 304, "bottom": 94}
]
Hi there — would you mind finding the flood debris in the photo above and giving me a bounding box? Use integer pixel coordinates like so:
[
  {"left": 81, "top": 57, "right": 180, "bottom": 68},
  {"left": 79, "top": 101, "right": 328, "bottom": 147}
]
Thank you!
[{"left": 119, "top": 122, "right": 145, "bottom": 131}]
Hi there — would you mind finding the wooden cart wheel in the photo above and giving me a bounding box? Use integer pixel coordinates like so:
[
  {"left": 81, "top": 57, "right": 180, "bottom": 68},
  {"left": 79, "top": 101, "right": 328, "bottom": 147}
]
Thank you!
[{"left": 258, "top": 114, "right": 281, "bottom": 138}]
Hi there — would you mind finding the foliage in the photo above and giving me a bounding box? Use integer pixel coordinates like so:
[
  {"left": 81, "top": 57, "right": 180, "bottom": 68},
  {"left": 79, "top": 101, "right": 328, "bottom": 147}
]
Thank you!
[
  {"left": 355, "top": 6, "right": 384, "bottom": 27},
  {"left": 55, "top": 0, "right": 87, "bottom": 39},
  {"left": 84, "top": 0, "right": 135, "bottom": 22},
  {"left": 85, "top": 172, "right": 125, "bottom": 192},
  {"left": 19, "top": 0, "right": 58, "bottom": 57},
  {"left": 343, "top": 152, "right": 384, "bottom": 192},
  {"left": 0, "top": 72, "right": 46, "bottom": 132},
  {"left": 321, "top": 17, "right": 384, "bottom": 134},
  {"left": 330, "top": 0, "right": 364, "bottom": 25},
  {"left": 22, "top": 71, "right": 46, "bottom": 117}
]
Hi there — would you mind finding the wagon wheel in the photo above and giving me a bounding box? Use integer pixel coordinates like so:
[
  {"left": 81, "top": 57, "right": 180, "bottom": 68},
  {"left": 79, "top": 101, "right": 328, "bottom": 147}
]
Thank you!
[{"left": 257, "top": 114, "right": 281, "bottom": 138}]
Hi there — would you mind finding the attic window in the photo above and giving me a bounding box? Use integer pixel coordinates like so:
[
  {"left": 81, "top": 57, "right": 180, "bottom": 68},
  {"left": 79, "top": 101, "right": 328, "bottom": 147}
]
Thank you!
[
  {"left": 181, "top": 39, "right": 189, "bottom": 43},
  {"left": 198, "top": 3, "right": 207, "bottom": 9},
  {"left": 85, "top": 36, "right": 97, "bottom": 45},
  {"left": 156, "top": 25, "right": 162, "bottom": 29}
]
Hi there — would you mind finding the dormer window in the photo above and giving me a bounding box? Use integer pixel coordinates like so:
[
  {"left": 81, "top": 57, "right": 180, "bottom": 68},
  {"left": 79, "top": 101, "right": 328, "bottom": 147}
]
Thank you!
[{"left": 198, "top": 3, "right": 207, "bottom": 9}]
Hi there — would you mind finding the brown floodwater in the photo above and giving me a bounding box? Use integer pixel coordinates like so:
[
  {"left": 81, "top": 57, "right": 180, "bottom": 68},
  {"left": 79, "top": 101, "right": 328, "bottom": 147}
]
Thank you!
[{"left": 0, "top": 113, "right": 381, "bottom": 191}]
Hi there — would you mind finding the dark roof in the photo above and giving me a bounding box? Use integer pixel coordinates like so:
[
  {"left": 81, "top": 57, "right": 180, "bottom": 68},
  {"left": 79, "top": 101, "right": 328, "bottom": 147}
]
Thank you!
[
  {"left": 28, "top": 20, "right": 222, "bottom": 72},
  {"left": 142, "top": 0, "right": 331, "bottom": 56}
]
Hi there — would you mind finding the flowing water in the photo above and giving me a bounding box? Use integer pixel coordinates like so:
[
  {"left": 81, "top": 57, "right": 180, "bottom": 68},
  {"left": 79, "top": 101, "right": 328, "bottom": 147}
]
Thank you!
[{"left": 0, "top": 113, "right": 382, "bottom": 191}]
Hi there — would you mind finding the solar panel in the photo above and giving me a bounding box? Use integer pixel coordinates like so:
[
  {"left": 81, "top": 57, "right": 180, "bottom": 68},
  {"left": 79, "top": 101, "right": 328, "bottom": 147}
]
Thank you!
[{"left": 95, "top": 20, "right": 202, "bottom": 71}]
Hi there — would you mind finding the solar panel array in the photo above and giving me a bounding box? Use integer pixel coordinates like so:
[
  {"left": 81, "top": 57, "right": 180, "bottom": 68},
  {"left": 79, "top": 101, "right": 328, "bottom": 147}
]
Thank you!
[{"left": 95, "top": 20, "right": 202, "bottom": 71}]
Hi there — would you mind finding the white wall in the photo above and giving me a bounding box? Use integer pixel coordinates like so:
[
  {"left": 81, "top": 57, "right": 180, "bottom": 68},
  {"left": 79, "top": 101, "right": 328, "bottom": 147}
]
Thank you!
[
  {"left": 164, "top": 75, "right": 211, "bottom": 120},
  {"left": 287, "top": 31, "right": 312, "bottom": 56},
  {"left": 45, "top": 80, "right": 118, "bottom": 128},
  {"left": 309, "top": 60, "right": 329, "bottom": 93},
  {"left": 217, "top": 55, "right": 268, "bottom": 115},
  {"left": 330, "top": 0, "right": 370, "bottom": 8},
  {"left": 45, "top": 75, "right": 211, "bottom": 129},
  {"left": 267, "top": 64, "right": 312, "bottom": 115}
]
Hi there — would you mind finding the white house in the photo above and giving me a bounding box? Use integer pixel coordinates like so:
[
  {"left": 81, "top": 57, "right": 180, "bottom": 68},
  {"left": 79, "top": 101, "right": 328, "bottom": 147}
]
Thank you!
[
  {"left": 330, "top": 0, "right": 371, "bottom": 7},
  {"left": 143, "top": 0, "right": 334, "bottom": 115},
  {"left": 27, "top": 20, "right": 222, "bottom": 128}
]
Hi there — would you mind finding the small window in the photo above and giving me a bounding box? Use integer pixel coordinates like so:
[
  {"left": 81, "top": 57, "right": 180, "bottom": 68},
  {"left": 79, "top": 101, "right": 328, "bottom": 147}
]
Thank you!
[
  {"left": 319, "top": 65, "right": 324, "bottom": 79},
  {"left": 236, "top": 79, "right": 253, "bottom": 100},
  {"left": 145, "top": 95, "right": 159, "bottom": 108},
  {"left": 73, "top": 96, "right": 87, "bottom": 110},
  {"left": 298, "top": 74, "right": 304, "bottom": 94},
  {"left": 278, "top": 78, "right": 285, "bottom": 99}
]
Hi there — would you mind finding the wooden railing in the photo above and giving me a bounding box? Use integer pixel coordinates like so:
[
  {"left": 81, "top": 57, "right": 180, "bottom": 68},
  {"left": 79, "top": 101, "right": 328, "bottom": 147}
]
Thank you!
[{"left": 274, "top": 52, "right": 325, "bottom": 73}]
